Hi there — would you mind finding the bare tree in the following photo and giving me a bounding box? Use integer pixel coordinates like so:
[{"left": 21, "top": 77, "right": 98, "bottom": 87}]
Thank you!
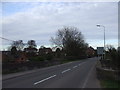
[
  {"left": 11, "top": 46, "right": 17, "bottom": 55},
  {"left": 51, "top": 26, "right": 88, "bottom": 59},
  {"left": 27, "top": 40, "right": 37, "bottom": 48},
  {"left": 11, "top": 40, "right": 24, "bottom": 51}
]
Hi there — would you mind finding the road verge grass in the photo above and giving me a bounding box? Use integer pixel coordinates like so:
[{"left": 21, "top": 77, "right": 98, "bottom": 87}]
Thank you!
[
  {"left": 100, "top": 79, "right": 120, "bottom": 88},
  {"left": 96, "top": 60, "right": 120, "bottom": 89}
]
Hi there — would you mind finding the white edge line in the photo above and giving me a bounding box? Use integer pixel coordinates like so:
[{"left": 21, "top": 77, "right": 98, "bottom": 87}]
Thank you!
[
  {"left": 34, "top": 75, "right": 56, "bottom": 85},
  {"left": 61, "top": 69, "right": 71, "bottom": 73}
]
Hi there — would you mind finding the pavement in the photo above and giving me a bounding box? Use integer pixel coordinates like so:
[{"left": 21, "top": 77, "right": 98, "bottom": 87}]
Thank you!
[{"left": 2, "top": 57, "right": 101, "bottom": 88}]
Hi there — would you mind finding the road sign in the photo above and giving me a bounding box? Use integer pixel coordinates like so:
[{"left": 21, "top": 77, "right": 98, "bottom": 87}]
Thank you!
[{"left": 97, "top": 47, "right": 104, "bottom": 55}]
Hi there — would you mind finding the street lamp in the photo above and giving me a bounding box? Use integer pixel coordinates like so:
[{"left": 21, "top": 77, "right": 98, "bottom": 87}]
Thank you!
[{"left": 96, "top": 24, "right": 106, "bottom": 60}]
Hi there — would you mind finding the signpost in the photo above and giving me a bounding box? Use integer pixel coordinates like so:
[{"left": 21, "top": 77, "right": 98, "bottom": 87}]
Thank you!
[{"left": 97, "top": 47, "right": 104, "bottom": 59}]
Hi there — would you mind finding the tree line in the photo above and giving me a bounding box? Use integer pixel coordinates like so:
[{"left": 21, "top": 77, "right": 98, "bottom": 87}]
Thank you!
[{"left": 8, "top": 26, "right": 89, "bottom": 61}]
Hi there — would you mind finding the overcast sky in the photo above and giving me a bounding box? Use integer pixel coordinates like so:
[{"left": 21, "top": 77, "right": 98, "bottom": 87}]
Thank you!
[{"left": 1, "top": 2, "right": 118, "bottom": 50}]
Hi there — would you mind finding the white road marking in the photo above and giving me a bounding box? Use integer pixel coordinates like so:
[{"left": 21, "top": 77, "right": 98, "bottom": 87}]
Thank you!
[
  {"left": 78, "top": 62, "right": 86, "bottom": 67},
  {"left": 61, "top": 69, "right": 71, "bottom": 73},
  {"left": 73, "top": 66, "right": 78, "bottom": 68},
  {"left": 34, "top": 75, "right": 56, "bottom": 85}
]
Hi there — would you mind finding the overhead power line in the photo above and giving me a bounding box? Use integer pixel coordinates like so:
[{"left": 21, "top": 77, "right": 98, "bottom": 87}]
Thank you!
[
  {"left": 0, "top": 37, "right": 15, "bottom": 42},
  {"left": 0, "top": 37, "right": 28, "bottom": 45}
]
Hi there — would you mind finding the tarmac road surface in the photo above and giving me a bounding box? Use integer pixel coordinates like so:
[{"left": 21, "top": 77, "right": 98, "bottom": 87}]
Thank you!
[{"left": 2, "top": 57, "right": 100, "bottom": 88}]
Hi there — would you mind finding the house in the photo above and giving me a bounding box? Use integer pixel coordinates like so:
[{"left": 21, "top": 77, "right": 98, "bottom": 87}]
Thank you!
[
  {"left": 39, "top": 47, "right": 52, "bottom": 55},
  {"left": 86, "top": 46, "right": 96, "bottom": 57},
  {"left": 15, "top": 52, "right": 28, "bottom": 63},
  {"left": 2, "top": 51, "right": 28, "bottom": 63},
  {"left": 24, "top": 47, "right": 38, "bottom": 53}
]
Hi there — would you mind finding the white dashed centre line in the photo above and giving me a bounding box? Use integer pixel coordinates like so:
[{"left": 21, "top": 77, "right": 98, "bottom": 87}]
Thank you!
[
  {"left": 61, "top": 69, "right": 71, "bottom": 73},
  {"left": 73, "top": 66, "right": 78, "bottom": 68},
  {"left": 34, "top": 75, "right": 56, "bottom": 85}
]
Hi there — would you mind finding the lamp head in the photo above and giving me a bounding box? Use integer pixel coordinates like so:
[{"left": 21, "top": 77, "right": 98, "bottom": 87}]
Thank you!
[{"left": 96, "top": 24, "right": 101, "bottom": 27}]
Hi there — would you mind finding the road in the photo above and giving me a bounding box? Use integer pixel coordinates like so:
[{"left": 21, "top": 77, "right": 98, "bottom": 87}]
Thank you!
[{"left": 2, "top": 57, "right": 100, "bottom": 88}]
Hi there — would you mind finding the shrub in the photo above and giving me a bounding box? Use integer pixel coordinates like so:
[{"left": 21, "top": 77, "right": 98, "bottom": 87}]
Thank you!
[
  {"left": 29, "top": 56, "right": 45, "bottom": 62},
  {"left": 46, "top": 54, "right": 53, "bottom": 60},
  {"left": 106, "top": 46, "right": 119, "bottom": 70}
]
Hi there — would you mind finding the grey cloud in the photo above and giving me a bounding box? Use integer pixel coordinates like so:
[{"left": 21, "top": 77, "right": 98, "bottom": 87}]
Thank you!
[{"left": 2, "top": 2, "right": 118, "bottom": 48}]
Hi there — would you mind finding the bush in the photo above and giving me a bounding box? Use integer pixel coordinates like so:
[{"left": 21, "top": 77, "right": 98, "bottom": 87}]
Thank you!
[
  {"left": 46, "top": 54, "right": 53, "bottom": 60},
  {"left": 29, "top": 56, "right": 45, "bottom": 62},
  {"left": 106, "top": 46, "right": 119, "bottom": 70}
]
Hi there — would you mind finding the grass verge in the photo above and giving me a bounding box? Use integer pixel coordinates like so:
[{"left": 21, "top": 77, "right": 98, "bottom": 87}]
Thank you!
[{"left": 100, "top": 79, "right": 120, "bottom": 88}]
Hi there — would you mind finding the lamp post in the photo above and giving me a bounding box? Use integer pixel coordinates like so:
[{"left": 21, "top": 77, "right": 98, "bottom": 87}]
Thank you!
[{"left": 96, "top": 24, "right": 106, "bottom": 60}]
